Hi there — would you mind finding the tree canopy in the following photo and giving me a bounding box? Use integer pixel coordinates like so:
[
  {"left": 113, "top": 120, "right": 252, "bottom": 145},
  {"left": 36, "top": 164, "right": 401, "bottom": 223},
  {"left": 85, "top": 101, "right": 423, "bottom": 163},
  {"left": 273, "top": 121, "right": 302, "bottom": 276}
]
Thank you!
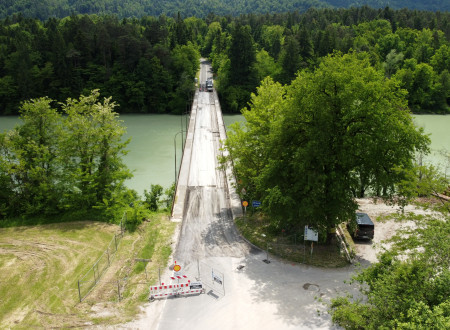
[
  {"left": 223, "top": 52, "right": 430, "bottom": 235},
  {"left": 0, "top": 14, "right": 201, "bottom": 115},
  {"left": 205, "top": 10, "right": 449, "bottom": 113},
  {"left": 0, "top": 1, "right": 448, "bottom": 20},
  {"left": 0, "top": 8, "right": 448, "bottom": 115},
  {"left": 0, "top": 90, "right": 131, "bottom": 219}
]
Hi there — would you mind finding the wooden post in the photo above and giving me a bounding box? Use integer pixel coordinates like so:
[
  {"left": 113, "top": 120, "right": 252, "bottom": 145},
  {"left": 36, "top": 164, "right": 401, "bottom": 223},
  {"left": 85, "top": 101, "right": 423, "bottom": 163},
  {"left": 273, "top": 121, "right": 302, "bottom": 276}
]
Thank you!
[
  {"left": 78, "top": 280, "right": 82, "bottom": 302},
  {"left": 145, "top": 264, "right": 148, "bottom": 281}
]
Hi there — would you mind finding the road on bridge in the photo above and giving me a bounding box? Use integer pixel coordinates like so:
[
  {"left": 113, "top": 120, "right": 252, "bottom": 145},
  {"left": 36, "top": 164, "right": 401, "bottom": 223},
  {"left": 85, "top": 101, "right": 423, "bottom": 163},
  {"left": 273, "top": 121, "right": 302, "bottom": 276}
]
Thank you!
[{"left": 127, "top": 60, "right": 357, "bottom": 330}]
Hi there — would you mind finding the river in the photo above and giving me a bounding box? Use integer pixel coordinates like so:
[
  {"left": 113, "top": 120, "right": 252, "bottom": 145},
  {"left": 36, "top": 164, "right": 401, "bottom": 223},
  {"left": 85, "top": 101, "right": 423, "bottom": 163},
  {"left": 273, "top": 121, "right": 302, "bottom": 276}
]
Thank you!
[{"left": 0, "top": 114, "right": 448, "bottom": 195}]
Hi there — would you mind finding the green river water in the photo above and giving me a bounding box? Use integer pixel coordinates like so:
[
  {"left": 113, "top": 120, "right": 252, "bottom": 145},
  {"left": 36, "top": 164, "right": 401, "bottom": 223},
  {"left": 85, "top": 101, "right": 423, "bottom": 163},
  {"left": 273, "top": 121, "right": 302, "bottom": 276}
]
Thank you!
[{"left": 1, "top": 114, "right": 448, "bottom": 196}]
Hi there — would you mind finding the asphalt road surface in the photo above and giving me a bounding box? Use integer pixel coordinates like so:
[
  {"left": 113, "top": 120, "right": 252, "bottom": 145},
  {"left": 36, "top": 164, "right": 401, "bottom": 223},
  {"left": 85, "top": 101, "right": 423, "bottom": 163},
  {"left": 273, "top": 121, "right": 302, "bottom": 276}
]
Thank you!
[{"left": 126, "top": 60, "right": 358, "bottom": 330}]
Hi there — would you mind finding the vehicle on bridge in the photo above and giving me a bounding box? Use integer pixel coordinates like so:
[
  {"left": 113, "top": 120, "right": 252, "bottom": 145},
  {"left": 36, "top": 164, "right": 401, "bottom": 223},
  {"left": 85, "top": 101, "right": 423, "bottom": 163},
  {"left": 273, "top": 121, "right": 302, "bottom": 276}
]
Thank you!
[{"left": 206, "top": 79, "right": 213, "bottom": 92}]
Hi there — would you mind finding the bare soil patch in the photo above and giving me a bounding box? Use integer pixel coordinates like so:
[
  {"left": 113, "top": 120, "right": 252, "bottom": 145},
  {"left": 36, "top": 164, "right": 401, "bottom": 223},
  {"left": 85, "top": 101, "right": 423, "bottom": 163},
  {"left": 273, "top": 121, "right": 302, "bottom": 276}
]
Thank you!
[{"left": 352, "top": 198, "right": 439, "bottom": 264}]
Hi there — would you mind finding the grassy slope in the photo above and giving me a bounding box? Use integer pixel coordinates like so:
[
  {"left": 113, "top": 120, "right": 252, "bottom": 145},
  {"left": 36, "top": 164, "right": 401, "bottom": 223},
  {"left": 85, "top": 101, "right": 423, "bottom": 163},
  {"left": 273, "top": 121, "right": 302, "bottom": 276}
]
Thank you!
[{"left": 0, "top": 215, "right": 176, "bottom": 328}]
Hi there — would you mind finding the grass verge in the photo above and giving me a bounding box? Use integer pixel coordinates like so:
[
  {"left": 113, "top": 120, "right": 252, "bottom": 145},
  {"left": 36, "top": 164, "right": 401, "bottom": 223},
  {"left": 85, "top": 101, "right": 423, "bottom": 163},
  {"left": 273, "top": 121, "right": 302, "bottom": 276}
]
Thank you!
[{"left": 235, "top": 214, "right": 349, "bottom": 268}]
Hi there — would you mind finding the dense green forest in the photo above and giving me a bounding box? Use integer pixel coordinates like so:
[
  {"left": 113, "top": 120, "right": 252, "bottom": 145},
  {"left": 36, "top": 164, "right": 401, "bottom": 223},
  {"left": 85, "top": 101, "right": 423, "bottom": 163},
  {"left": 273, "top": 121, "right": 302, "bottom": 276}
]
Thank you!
[
  {"left": 0, "top": 1, "right": 448, "bottom": 20},
  {"left": 0, "top": 13, "right": 201, "bottom": 115},
  {"left": 0, "top": 7, "right": 449, "bottom": 115}
]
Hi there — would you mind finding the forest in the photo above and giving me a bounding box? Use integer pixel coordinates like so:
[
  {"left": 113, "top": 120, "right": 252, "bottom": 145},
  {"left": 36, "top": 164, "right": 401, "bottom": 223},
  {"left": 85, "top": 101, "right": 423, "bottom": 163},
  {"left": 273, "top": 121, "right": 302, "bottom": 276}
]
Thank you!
[
  {"left": 0, "top": 6, "right": 449, "bottom": 116},
  {"left": 0, "top": 1, "right": 449, "bottom": 20}
]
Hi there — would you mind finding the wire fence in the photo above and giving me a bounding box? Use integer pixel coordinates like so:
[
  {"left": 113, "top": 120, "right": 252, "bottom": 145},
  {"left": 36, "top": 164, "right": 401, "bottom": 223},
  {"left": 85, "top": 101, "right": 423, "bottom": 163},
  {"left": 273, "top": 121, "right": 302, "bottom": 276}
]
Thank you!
[{"left": 77, "top": 215, "right": 126, "bottom": 302}]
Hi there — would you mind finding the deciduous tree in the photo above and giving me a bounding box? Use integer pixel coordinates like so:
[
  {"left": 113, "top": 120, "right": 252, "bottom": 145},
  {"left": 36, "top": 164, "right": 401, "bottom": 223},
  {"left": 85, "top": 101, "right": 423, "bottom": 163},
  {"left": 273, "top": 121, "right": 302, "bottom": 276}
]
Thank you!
[
  {"left": 59, "top": 90, "right": 131, "bottom": 209},
  {"left": 224, "top": 52, "right": 429, "bottom": 236}
]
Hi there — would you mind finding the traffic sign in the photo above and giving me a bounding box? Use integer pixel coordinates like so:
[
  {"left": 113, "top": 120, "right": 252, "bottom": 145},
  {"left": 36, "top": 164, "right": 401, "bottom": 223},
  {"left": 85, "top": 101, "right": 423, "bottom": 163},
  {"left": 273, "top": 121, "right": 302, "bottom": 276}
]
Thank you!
[
  {"left": 173, "top": 264, "right": 181, "bottom": 272},
  {"left": 304, "top": 226, "right": 318, "bottom": 242},
  {"left": 242, "top": 201, "right": 248, "bottom": 207},
  {"left": 212, "top": 270, "right": 223, "bottom": 285},
  {"left": 252, "top": 200, "right": 261, "bottom": 207}
]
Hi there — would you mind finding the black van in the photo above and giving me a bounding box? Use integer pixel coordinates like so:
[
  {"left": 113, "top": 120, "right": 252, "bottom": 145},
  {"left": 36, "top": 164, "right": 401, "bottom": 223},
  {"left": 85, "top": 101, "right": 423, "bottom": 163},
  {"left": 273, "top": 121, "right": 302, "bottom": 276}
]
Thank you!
[{"left": 349, "top": 212, "right": 375, "bottom": 240}]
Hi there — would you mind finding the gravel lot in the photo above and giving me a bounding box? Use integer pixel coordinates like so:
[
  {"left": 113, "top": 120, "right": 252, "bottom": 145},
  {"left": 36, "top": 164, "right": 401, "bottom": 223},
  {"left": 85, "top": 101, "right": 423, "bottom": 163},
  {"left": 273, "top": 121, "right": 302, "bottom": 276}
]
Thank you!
[{"left": 353, "top": 198, "right": 437, "bottom": 264}]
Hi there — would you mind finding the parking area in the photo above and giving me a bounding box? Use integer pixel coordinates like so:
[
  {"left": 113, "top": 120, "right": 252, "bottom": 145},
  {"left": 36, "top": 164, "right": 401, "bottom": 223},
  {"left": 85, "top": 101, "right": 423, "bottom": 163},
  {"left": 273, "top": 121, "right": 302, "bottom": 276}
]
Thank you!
[{"left": 353, "top": 198, "right": 435, "bottom": 264}]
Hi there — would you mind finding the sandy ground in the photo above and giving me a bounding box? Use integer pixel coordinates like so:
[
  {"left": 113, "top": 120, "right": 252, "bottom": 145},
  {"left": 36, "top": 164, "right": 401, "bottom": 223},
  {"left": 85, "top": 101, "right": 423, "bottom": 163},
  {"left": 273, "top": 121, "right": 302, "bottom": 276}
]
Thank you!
[{"left": 353, "top": 198, "right": 438, "bottom": 264}]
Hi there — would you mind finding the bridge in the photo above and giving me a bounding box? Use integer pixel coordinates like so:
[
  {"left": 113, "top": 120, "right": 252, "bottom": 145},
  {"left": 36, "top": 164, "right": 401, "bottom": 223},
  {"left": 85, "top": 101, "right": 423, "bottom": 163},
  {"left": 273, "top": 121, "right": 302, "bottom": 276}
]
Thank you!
[
  {"left": 170, "top": 60, "right": 248, "bottom": 267},
  {"left": 171, "top": 60, "right": 242, "bottom": 229}
]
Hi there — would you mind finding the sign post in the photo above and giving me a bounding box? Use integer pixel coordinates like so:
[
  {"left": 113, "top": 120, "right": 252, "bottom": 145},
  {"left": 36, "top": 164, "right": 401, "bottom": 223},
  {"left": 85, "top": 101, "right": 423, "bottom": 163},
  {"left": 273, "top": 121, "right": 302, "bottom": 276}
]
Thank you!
[
  {"left": 252, "top": 200, "right": 261, "bottom": 208},
  {"left": 304, "top": 225, "right": 319, "bottom": 259},
  {"left": 242, "top": 201, "right": 248, "bottom": 218}
]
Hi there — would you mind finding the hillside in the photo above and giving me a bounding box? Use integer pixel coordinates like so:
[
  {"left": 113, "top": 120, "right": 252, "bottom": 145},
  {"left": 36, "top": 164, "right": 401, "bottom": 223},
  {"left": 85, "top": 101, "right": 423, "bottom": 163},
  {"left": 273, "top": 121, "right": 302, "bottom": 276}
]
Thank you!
[{"left": 0, "top": 0, "right": 448, "bottom": 20}]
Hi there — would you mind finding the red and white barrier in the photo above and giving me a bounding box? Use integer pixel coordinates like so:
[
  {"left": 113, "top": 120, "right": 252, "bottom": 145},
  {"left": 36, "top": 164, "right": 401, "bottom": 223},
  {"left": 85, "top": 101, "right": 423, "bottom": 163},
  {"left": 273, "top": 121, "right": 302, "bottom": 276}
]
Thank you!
[
  {"left": 149, "top": 282, "right": 190, "bottom": 292},
  {"left": 149, "top": 280, "right": 205, "bottom": 300},
  {"left": 170, "top": 275, "right": 187, "bottom": 280},
  {"left": 150, "top": 288, "right": 204, "bottom": 298}
]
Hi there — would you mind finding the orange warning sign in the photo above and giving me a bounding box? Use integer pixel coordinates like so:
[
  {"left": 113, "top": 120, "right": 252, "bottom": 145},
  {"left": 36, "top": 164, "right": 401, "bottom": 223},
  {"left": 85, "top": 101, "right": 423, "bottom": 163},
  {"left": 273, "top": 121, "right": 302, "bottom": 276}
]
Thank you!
[{"left": 173, "top": 264, "right": 181, "bottom": 272}]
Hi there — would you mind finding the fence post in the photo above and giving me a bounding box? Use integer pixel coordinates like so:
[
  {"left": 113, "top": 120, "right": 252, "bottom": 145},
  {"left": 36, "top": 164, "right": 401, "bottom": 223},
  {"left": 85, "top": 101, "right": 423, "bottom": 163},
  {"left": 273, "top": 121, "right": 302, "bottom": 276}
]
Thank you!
[
  {"left": 117, "top": 280, "right": 121, "bottom": 302},
  {"left": 94, "top": 264, "right": 97, "bottom": 284},
  {"left": 107, "top": 248, "right": 110, "bottom": 266},
  {"left": 114, "top": 234, "right": 118, "bottom": 251},
  {"left": 78, "top": 280, "right": 82, "bottom": 302}
]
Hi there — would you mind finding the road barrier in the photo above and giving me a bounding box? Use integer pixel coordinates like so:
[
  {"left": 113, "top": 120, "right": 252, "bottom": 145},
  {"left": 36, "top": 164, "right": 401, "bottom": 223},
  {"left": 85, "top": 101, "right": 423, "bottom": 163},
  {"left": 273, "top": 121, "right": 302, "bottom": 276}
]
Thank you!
[
  {"left": 149, "top": 280, "right": 205, "bottom": 300},
  {"left": 170, "top": 275, "right": 188, "bottom": 280}
]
